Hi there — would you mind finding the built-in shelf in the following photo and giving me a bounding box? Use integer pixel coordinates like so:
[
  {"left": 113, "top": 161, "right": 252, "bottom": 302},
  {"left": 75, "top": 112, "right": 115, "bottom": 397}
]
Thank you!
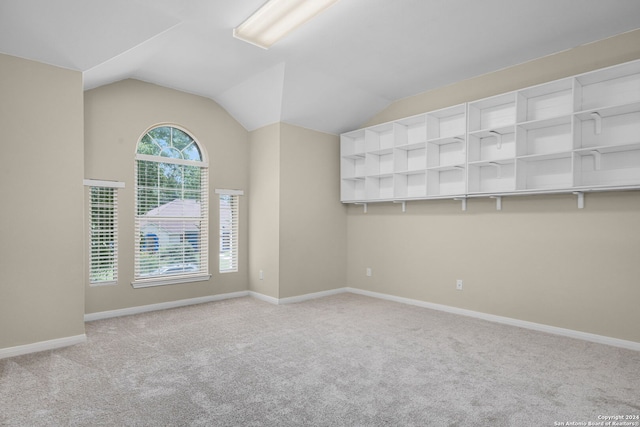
[{"left": 340, "top": 59, "right": 640, "bottom": 206}]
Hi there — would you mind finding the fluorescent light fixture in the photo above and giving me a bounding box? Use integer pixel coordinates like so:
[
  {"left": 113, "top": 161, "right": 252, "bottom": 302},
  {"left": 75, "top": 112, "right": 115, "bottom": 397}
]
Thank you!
[{"left": 234, "top": 0, "right": 340, "bottom": 49}]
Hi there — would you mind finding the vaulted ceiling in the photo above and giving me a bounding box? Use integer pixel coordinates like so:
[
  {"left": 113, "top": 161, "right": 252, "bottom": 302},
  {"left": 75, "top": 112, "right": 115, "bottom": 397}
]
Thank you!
[{"left": 2, "top": 0, "right": 640, "bottom": 134}]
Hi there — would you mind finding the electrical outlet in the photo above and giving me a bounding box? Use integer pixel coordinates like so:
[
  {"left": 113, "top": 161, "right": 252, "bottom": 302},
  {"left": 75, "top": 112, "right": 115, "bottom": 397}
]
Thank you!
[
  {"left": 456, "top": 279, "right": 463, "bottom": 290},
  {"left": 366, "top": 268, "right": 372, "bottom": 277},
  {"left": 259, "top": 270, "right": 264, "bottom": 280}
]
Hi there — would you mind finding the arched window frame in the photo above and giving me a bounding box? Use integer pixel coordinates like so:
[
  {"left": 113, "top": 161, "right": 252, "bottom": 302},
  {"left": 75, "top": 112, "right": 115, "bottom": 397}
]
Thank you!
[{"left": 132, "top": 124, "right": 210, "bottom": 288}]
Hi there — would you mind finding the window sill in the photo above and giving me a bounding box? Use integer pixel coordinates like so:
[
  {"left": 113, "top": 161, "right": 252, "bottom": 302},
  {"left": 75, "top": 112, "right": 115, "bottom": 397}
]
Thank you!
[
  {"left": 89, "top": 280, "right": 118, "bottom": 287},
  {"left": 131, "top": 274, "right": 212, "bottom": 289}
]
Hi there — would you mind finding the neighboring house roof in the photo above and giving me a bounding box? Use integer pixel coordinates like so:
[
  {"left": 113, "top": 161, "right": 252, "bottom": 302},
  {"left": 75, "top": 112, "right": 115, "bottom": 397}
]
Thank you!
[{"left": 140, "top": 199, "right": 201, "bottom": 234}]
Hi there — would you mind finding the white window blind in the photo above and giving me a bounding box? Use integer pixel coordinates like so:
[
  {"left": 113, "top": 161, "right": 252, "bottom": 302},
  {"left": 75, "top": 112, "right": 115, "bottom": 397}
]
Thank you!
[
  {"left": 217, "top": 190, "right": 241, "bottom": 273},
  {"left": 88, "top": 186, "right": 119, "bottom": 285},
  {"left": 133, "top": 126, "right": 210, "bottom": 287}
]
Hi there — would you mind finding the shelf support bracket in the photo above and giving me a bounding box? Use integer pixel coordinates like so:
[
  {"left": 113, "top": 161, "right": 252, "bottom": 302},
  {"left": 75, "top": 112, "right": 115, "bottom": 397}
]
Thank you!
[
  {"left": 573, "top": 192, "right": 585, "bottom": 209},
  {"left": 590, "top": 112, "right": 602, "bottom": 135},
  {"left": 490, "top": 195, "right": 503, "bottom": 211},
  {"left": 589, "top": 150, "right": 602, "bottom": 170},
  {"left": 490, "top": 131, "right": 503, "bottom": 149},
  {"left": 488, "top": 162, "right": 502, "bottom": 179},
  {"left": 355, "top": 202, "right": 368, "bottom": 213},
  {"left": 454, "top": 197, "right": 467, "bottom": 211},
  {"left": 393, "top": 201, "right": 407, "bottom": 213}
]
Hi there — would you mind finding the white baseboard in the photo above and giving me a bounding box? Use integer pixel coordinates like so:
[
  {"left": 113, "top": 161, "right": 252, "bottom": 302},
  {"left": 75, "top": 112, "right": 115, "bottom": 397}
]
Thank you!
[
  {"left": 84, "top": 291, "right": 250, "bottom": 322},
  {"left": 0, "top": 334, "right": 87, "bottom": 360},
  {"left": 277, "top": 288, "right": 348, "bottom": 304},
  {"left": 346, "top": 287, "right": 640, "bottom": 352},
  {"left": 249, "top": 288, "right": 348, "bottom": 305},
  {"left": 248, "top": 291, "right": 280, "bottom": 305}
]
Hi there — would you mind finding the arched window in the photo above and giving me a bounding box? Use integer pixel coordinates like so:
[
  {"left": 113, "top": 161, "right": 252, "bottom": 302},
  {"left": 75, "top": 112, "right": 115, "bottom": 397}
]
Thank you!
[{"left": 133, "top": 125, "right": 210, "bottom": 287}]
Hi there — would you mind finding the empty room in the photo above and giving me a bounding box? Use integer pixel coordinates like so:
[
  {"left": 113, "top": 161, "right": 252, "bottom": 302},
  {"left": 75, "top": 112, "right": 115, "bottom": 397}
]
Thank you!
[{"left": 1, "top": 0, "right": 640, "bottom": 425}]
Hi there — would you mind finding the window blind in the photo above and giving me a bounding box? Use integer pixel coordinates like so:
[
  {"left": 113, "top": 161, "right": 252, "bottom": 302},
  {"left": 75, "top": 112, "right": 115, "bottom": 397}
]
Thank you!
[
  {"left": 89, "top": 186, "right": 118, "bottom": 284},
  {"left": 134, "top": 159, "right": 209, "bottom": 283},
  {"left": 219, "top": 193, "right": 239, "bottom": 273}
]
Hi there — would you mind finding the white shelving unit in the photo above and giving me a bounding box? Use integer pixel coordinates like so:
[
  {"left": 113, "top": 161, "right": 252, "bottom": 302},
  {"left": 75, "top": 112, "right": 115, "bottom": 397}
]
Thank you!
[{"left": 340, "top": 59, "right": 640, "bottom": 207}]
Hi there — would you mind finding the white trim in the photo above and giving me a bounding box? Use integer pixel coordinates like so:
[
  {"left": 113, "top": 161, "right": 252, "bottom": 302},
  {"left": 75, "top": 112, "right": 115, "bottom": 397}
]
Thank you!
[
  {"left": 131, "top": 274, "right": 212, "bottom": 288},
  {"left": 215, "top": 188, "right": 245, "bottom": 196},
  {"left": 346, "top": 287, "right": 640, "bottom": 352},
  {"left": 84, "top": 291, "right": 250, "bottom": 322},
  {"left": 248, "top": 289, "right": 348, "bottom": 305},
  {"left": 89, "top": 280, "right": 118, "bottom": 287},
  {"left": 135, "top": 153, "right": 208, "bottom": 168},
  {"left": 248, "top": 291, "right": 280, "bottom": 305},
  {"left": 278, "top": 288, "right": 348, "bottom": 304},
  {"left": 0, "top": 334, "right": 87, "bottom": 360},
  {"left": 83, "top": 179, "right": 125, "bottom": 188}
]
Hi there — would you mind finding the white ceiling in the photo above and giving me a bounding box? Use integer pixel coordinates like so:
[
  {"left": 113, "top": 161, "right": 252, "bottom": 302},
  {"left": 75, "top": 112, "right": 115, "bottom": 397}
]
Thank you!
[{"left": 2, "top": 0, "right": 640, "bottom": 135}]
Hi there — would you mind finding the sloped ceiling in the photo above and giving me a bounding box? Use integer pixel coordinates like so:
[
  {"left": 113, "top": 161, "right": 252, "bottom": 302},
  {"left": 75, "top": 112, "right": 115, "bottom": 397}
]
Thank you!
[{"left": 2, "top": 0, "right": 640, "bottom": 134}]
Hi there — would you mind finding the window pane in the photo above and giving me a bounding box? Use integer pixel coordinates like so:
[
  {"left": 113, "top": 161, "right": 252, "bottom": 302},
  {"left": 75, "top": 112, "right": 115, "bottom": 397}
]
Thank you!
[
  {"left": 171, "top": 128, "right": 193, "bottom": 152},
  {"left": 134, "top": 125, "right": 208, "bottom": 283},
  {"left": 182, "top": 143, "right": 202, "bottom": 161},
  {"left": 138, "top": 134, "right": 161, "bottom": 156},
  {"left": 147, "top": 127, "right": 171, "bottom": 149}
]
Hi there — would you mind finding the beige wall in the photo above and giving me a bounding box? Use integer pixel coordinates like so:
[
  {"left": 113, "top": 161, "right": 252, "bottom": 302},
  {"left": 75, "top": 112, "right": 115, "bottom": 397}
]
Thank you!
[
  {"left": 0, "top": 54, "right": 85, "bottom": 348},
  {"left": 279, "top": 123, "right": 347, "bottom": 298},
  {"left": 248, "top": 123, "right": 281, "bottom": 298},
  {"left": 84, "top": 79, "right": 249, "bottom": 314},
  {"left": 248, "top": 123, "right": 348, "bottom": 299},
  {"left": 366, "top": 29, "right": 640, "bottom": 127},
  {"left": 350, "top": 30, "right": 640, "bottom": 343}
]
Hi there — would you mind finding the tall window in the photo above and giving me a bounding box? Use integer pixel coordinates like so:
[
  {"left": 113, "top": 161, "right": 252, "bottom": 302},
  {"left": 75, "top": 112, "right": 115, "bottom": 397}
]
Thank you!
[
  {"left": 85, "top": 181, "right": 123, "bottom": 285},
  {"left": 134, "top": 125, "right": 209, "bottom": 287},
  {"left": 217, "top": 190, "right": 242, "bottom": 273}
]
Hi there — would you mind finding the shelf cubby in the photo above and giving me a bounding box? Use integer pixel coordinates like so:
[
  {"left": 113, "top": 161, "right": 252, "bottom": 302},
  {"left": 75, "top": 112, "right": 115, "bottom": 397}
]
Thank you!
[
  {"left": 366, "top": 151, "right": 394, "bottom": 177},
  {"left": 574, "top": 60, "right": 640, "bottom": 112},
  {"left": 468, "top": 92, "right": 517, "bottom": 133},
  {"left": 574, "top": 107, "right": 640, "bottom": 149},
  {"left": 468, "top": 160, "right": 516, "bottom": 194},
  {"left": 516, "top": 118, "right": 572, "bottom": 158},
  {"left": 340, "top": 129, "right": 366, "bottom": 157},
  {"left": 395, "top": 115, "right": 427, "bottom": 147},
  {"left": 516, "top": 154, "right": 573, "bottom": 191},
  {"left": 427, "top": 167, "right": 466, "bottom": 197},
  {"left": 366, "top": 124, "right": 395, "bottom": 154},
  {"left": 517, "top": 78, "right": 573, "bottom": 122},
  {"left": 426, "top": 104, "right": 466, "bottom": 141},
  {"left": 426, "top": 138, "right": 466, "bottom": 169},
  {"left": 395, "top": 145, "right": 426, "bottom": 173},
  {"left": 366, "top": 175, "right": 394, "bottom": 200},
  {"left": 573, "top": 144, "right": 640, "bottom": 187},
  {"left": 468, "top": 129, "right": 515, "bottom": 163},
  {"left": 341, "top": 154, "right": 366, "bottom": 179},
  {"left": 394, "top": 171, "right": 427, "bottom": 199},
  {"left": 341, "top": 178, "right": 366, "bottom": 201}
]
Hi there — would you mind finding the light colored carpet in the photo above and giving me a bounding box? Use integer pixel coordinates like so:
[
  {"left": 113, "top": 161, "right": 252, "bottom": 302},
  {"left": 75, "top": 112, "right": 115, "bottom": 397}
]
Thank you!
[{"left": 1, "top": 293, "right": 639, "bottom": 426}]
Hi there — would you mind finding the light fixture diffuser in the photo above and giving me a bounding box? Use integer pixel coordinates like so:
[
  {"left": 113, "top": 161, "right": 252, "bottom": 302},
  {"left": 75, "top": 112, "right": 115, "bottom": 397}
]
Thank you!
[{"left": 233, "top": 0, "right": 340, "bottom": 49}]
